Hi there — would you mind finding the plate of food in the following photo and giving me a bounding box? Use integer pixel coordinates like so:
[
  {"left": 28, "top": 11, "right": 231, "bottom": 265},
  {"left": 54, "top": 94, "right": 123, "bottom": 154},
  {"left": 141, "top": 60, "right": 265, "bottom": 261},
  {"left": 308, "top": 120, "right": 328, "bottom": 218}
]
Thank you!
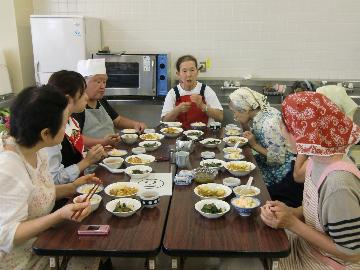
[
  {"left": 161, "top": 121, "right": 182, "bottom": 127},
  {"left": 194, "top": 183, "right": 232, "bottom": 200},
  {"left": 125, "top": 154, "right": 155, "bottom": 166},
  {"left": 224, "top": 128, "right": 242, "bottom": 136},
  {"left": 104, "top": 182, "right": 140, "bottom": 197},
  {"left": 121, "top": 129, "right": 137, "bottom": 134},
  {"left": 76, "top": 183, "right": 104, "bottom": 194},
  {"left": 138, "top": 141, "right": 161, "bottom": 151},
  {"left": 224, "top": 161, "right": 256, "bottom": 176},
  {"left": 125, "top": 165, "right": 152, "bottom": 179},
  {"left": 183, "top": 130, "right": 204, "bottom": 138},
  {"left": 190, "top": 122, "right": 207, "bottom": 130},
  {"left": 224, "top": 152, "right": 245, "bottom": 161},
  {"left": 106, "top": 198, "right": 142, "bottom": 217},
  {"left": 160, "top": 127, "right": 183, "bottom": 138},
  {"left": 107, "top": 149, "right": 128, "bottom": 157},
  {"left": 139, "top": 133, "right": 164, "bottom": 141},
  {"left": 194, "top": 199, "right": 230, "bottom": 219},
  {"left": 223, "top": 136, "right": 248, "bottom": 147},
  {"left": 199, "top": 138, "right": 222, "bottom": 148},
  {"left": 200, "top": 158, "right": 226, "bottom": 170}
]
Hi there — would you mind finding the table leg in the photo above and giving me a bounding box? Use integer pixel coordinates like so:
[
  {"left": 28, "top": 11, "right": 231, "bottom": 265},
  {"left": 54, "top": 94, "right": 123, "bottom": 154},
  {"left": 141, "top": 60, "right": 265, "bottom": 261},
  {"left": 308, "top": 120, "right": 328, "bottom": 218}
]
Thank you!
[
  {"left": 171, "top": 257, "right": 185, "bottom": 270},
  {"left": 146, "top": 257, "right": 156, "bottom": 270},
  {"left": 49, "top": 256, "right": 59, "bottom": 270},
  {"left": 266, "top": 258, "right": 279, "bottom": 270}
]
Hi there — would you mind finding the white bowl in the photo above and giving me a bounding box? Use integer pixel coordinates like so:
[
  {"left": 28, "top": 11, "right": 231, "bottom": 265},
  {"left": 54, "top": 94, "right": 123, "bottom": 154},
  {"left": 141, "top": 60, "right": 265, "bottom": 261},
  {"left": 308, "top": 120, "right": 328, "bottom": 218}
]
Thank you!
[
  {"left": 106, "top": 198, "right": 141, "bottom": 217},
  {"left": 140, "top": 133, "right": 164, "bottom": 141},
  {"left": 195, "top": 199, "right": 230, "bottom": 219},
  {"left": 224, "top": 153, "right": 245, "bottom": 161},
  {"left": 132, "top": 147, "right": 146, "bottom": 154},
  {"left": 125, "top": 165, "right": 152, "bottom": 179},
  {"left": 223, "top": 136, "right": 248, "bottom": 147},
  {"left": 224, "top": 161, "right": 256, "bottom": 177},
  {"left": 139, "top": 190, "right": 160, "bottom": 208},
  {"left": 222, "top": 177, "right": 241, "bottom": 187},
  {"left": 233, "top": 185, "right": 260, "bottom": 197},
  {"left": 160, "top": 127, "right": 183, "bottom": 138},
  {"left": 200, "top": 138, "right": 222, "bottom": 148},
  {"left": 76, "top": 184, "right": 104, "bottom": 194},
  {"left": 121, "top": 134, "right": 139, "bottom": 144},
  {"left": 190, "top": 122, "right": 207, "bottom": 130},
  {"left": 194, "top": 183, "right": 232, "bottom": 200},
  {"left": 231, "top": 197, "right": 261, "bottom": 217},
  {"left": 103, "top": 157, "right": 124, "bottom": 169},
  {"left": 200, "top": 158, "right": 226, "bottom": 170},
  {"left": 223, "top": 147, "right": 243, "bottom": 155},
  {"left": 121, "top": 129, "right": 137, "bottom": 134},
  {"left": 104, "top": 182, "right": 141, "bottom": 197},
  {"left": 125, "top": 154, "right": 155, "bottom": 166},
  {"left": 107, "top": 149, "right": 127, "bottom": 157},
  {"left": 183, "top": 130, "right": 204, "bottom": 138},
  {"left": 162, "top": 121, "right": 182, "bottom": 127},
  {"left": 138, "top": 141, "right": 161, "bottom": 152},
  {"left": 224, "top": 128, "right": 242, "bottom": 136},
  {"left": 73, "top": 194, "right": 102, "bottom": 212}
]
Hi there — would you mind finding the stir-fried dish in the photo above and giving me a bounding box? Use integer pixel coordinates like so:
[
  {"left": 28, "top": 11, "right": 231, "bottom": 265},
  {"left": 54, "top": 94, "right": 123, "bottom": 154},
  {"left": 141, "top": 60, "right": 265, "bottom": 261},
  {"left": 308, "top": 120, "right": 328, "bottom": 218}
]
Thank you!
[
  {"left": 110, "top": 186, "right": 138, "bottom": 196},
  {"left": 201, "top": 203, "right": 224, "bottom": 214},
  {"left": 196, "top": 186, "right": 225, "bottom": 197}
]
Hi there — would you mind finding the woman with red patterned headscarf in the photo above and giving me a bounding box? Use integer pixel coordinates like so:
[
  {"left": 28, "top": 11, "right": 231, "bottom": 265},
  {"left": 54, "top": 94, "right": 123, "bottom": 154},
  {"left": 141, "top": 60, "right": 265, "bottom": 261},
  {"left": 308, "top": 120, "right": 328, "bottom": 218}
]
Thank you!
[{"left": 261, "top": 92, "right": 360, "bottom": 269}]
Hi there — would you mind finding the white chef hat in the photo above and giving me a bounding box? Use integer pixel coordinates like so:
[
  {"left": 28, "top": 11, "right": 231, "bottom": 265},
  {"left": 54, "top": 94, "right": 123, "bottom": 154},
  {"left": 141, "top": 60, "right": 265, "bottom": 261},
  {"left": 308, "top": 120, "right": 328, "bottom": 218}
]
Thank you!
[{"left": 77, "top": 59, "right": 106, "bottom": 77}]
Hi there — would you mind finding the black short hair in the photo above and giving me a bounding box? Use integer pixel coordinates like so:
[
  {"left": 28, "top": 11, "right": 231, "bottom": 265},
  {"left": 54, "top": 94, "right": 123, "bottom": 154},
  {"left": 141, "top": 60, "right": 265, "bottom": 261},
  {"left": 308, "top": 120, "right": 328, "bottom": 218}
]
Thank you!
[
  {"left": 48, "top": 70, "right": 86, "bottom": 98},
  {"left": 176, "top": 55, "right": 198, "bottom": 71},
  {"left": 9, "top": 85, "right": 68, "bottom": 147}
]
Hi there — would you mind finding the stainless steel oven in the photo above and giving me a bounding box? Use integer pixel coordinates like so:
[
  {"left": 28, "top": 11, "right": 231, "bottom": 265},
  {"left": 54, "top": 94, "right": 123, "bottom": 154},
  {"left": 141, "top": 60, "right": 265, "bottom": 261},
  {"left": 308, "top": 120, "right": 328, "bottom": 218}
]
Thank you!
[{"left": 92, "top": 53, "right": 169, "bottom": 97}]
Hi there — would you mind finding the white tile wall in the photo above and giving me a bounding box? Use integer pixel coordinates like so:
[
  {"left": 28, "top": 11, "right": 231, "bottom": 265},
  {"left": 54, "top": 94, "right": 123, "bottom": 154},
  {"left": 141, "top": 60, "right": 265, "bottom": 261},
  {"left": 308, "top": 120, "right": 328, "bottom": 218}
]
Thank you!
[{"left": 33, "top": 0, "right": 360, "bottom": 80}]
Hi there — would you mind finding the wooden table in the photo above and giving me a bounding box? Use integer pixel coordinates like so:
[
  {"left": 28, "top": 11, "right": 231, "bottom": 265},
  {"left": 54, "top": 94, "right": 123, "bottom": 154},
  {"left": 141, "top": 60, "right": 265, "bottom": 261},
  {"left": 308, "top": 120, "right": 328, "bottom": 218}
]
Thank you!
[
  {"left": 162, "top": 129, "right": 290, "bottom": 269},
  {"left": 32, "top": 140, "right": 175, "bottom": 270}
]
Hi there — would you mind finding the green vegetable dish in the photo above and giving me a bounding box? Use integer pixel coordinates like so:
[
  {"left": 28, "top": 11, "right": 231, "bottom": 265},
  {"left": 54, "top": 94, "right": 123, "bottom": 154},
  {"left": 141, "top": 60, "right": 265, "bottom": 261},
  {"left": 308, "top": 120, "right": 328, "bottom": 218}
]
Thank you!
[
  {"left": 187, "top": 132, "right": 201, "bottom": 137},
  {"left": 204, "top": 162, "right": 222, "bottom": 168},
  {"left": 131, "top": 169, "right": 148, "bottom": 174},
  {"left": 144, "top": 142, "right": 158, "bottom": 147},
  {"left": 205, "top": 140, "right": 220, "bottom": 145},
  {"left": 114, "top": 202, "right": 133, "bottom": 212},
  {"left": 201, "top": 203, "right": 223, "bottom": 214}
]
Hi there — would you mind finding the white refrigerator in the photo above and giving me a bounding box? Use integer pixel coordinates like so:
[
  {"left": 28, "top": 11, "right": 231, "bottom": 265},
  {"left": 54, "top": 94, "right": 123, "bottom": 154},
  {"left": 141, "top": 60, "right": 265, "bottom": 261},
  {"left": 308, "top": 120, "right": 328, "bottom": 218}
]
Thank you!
[{"left": 30, "top": 15, "right": 101, "bottom": 85}]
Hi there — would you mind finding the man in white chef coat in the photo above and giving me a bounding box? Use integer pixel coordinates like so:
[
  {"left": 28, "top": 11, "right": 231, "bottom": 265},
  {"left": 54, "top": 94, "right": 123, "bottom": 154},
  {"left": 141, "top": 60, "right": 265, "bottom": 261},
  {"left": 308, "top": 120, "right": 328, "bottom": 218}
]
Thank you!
[{"left": 73, "top": 59, "right": 147, "bottom": 146}]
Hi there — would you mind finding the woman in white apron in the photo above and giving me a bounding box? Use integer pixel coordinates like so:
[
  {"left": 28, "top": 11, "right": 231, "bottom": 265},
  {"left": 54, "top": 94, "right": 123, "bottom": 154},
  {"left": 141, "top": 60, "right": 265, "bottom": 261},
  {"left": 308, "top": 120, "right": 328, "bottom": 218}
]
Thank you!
[
  {"left": 0, "top": 86, "right": 101, "bottom": 270},
  {"left": 261, "top": 92, "right": 360, "bottom": 269}
]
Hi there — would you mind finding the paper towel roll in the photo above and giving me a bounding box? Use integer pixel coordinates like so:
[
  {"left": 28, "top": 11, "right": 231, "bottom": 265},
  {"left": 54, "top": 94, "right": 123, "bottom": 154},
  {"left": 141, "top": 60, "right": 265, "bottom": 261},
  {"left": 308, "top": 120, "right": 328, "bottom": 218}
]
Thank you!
[{"left": 0, "top": 50, "right": 13, "bottom": 95}]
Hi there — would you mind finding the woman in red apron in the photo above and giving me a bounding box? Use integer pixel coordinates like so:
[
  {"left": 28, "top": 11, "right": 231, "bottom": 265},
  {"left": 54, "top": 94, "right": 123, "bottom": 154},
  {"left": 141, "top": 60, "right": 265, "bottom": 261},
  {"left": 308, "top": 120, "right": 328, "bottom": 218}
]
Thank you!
[
  {"left": 261, "top": 92, "right": 360, "bottom": 269},
  {"left": 161, "top": 55, "right": 223, "bottom": 129},
  {"left": 47, "top": 70, "right": 106, "bottom": 185}
]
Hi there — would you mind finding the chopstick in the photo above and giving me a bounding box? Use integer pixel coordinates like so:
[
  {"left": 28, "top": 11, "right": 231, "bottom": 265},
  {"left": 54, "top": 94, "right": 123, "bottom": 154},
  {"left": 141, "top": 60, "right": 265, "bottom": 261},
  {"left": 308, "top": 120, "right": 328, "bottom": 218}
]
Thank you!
[{"left": 71, "top": 183, "right": 99, "bottom": 220}]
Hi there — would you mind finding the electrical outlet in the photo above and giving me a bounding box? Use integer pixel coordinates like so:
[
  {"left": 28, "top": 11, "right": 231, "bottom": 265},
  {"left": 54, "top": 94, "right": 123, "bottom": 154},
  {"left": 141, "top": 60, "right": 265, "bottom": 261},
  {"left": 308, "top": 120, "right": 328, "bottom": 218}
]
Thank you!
[{"left": 199, "top": 62, "right": 206, "bottom": 72}]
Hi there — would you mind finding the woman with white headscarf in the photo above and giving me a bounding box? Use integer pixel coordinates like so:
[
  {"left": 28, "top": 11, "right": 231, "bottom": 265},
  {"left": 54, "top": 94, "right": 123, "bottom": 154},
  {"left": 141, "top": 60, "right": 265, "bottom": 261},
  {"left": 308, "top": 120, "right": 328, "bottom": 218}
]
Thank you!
[{"left": 228, "top": 87, "right": 303, "bottom": 207}]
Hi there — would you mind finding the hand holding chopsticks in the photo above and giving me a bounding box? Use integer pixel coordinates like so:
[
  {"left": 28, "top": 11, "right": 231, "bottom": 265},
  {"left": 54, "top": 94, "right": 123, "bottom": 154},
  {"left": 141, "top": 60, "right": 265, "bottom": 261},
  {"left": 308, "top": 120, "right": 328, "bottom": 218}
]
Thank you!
[{"left": 71, "top": 183, "right": 100, "bottom": 220}]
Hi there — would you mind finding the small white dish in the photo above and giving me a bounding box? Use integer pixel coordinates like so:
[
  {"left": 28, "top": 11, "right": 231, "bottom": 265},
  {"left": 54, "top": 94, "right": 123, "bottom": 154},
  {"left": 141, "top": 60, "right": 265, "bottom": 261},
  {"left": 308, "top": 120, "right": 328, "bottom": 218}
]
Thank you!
[
  {"left": 103, "top": 157, "right": 124, "bottom": 169},
  {"left": 76, "top": 184, "right": 104, "bottom": 194},
  {"left": 224, "top": 161, "right": 256, "bottom": 177},
  {"left": 223, "top": 136, "right": 248, "bottom": 147},
  {"left": 73, "top": 194, "right": 102, "bottom": 212},
  {"left": 199, "top": 138, "right": 222, "bottom": 148},
  {"left": 222, "top": 177, "right": 241, "bottom": 187},
  {"left": 125, "top": 165, "right": 152, "bottom": 179},
  {"left": 233, "top": 185, "right": 260, "bottom": 197},
  {"left": 195, "top": 199, "right": 230, "bottom": 219},
  {"left": 121, "top": 129, "right": 137, "bottom": 134},
  {"left": 140, "top": 133, "right": 164, "bottom": 141},
  {"left": 132, "top": 147, "right": 146, "bottom": 154},
  {"left": 121, "top": 134, "right": 138, "bottom": 144},
  {"left": 107, "top": 149, "right": 127, "bottom": 157},
  {"left": 160, "top": 127, "right": 183, "bottom": 138},
  {"left": 106, "top": 198, "right": 141, "bottom": 217},
  {"left": 99, "top": 163, "right": 125, "bottom": 174},
  {"left": 125, "top": 154, "right": 156, "bottom": 166},
  {"left": 139, "top": 190, "right": 160, "bottom": 208}
]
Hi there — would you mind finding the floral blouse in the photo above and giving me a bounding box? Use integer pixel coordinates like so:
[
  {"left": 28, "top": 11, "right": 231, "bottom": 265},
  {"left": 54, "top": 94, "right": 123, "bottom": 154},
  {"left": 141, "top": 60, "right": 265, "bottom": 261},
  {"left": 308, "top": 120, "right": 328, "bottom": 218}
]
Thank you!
[{"left": 251, "top": 107, "right": 294, "bottom": 186}]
